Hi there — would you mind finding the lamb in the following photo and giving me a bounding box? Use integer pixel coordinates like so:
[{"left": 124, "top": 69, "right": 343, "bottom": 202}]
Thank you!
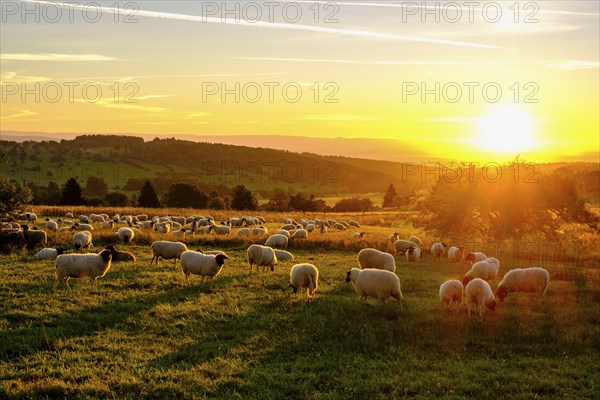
[
  {"left": 73, "top": 231, "right": 93, "bottom": 251},
  {"left": 53, "top": 248, "right": 116, "bottom": 290},
  {"left": 357, "top": 248, "right": 396, "bottom": 272},
  {"left": 353, "top": 232, "right": 365, "bottom": 239},
  {"left": 45, "top": 218, "right": 58, "bottom": 232},
  {"left": 465, "top": 278, "right": 496, "bottom": 317},
  {"left": 405, "top": 246, "right": 421, "bottom": 263},
  {"left": 247, "top": 244, "right": 277, "bottom": 272},
  {"left": 289, "top": 263, "right": 319, "bottom": 298},
  {"left": 103, "top": 245, "right": 136, "bottom": 262},
  {"left": 236, "top": 228, "right": 251, "bottom": 237},
  {"left": 207, "top": 224, "right": 231, "bottom": 236},
  {"left": 291, "top": 229, "right": 308, "bottom": 240},
  {"left": 430, "top": 242, "right": 448, "bottom": 260},
  {"left": 496, "top": 268, "right": 550, "bottom": 303},
  {"left": 463, "top": 258, "right": 500, "bottom": 285},
  {"left": 20, "top": 225, "right": 47, "bottom": 249},
  {"left": 265, "top": 234, "right": 288, "bottom": 249},
  {"left": 345, "top": 268, "right": 402, "bottom": 308},
  {"left": 465, "top": 252, "right": 487, "bottom": 264},
  {"left": 36, "top": 247, "right": 65, "bottom": 260},
  {"left": 150, "top": 240, "right": 189, "bottom": 267},
  {"left": 274, "top": 249, "right": 294, "bottom": 261},
  {"left": 393, "top": 239, "right": 415, "bottom": 255},
  {"left": 439, "top": 280, "right": 463, "bottom": 311},
  {"left": 447, "top": 246, "right": 465, "bottom": 262},
  {"left": 116, "top": 227, "right": 135, "bottom": 244},
  {"left": 179, "top": 251, "right": 229, "bottom": 284}
]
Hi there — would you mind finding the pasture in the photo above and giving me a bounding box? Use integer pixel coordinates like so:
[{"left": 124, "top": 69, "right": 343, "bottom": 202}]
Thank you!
[{"left": 1, "top": 208, "right": 599, "bottom": 399}]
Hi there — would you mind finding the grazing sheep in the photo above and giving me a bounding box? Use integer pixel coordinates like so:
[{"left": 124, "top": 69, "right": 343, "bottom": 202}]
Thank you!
[
  {"left": 277, "top": 229, "right": 291, "bottom": 238},
  {"left": 439, "top": 280, "right": 463, "bottom": 311},
  {"left": 150, "top": 240, "right": 189, "bottom": 267},
  {"left": 291, "top": 229, "right": 308, "bottom": 240},
  {"left": 170, "top": 216, "right": 186, "bottom": 225},
  {"left": 36, "top": 247, "right": 65, "bottom": 260},
  {"left": 319, "top": 225, "right": 328, "bottom": 234},
  {"left": 236, "top": 228, "right": 251, "bottom": 237},
  {"left": 465, "top": 252, "right": 487, "bottom": 264},
  {"left": 155, "top": 222, "right": 171, "bottom": 234},
  {"left": 290, "top": 263, "right": 319, "bottom": 298},
  {"left": 180, "top": 251, "right": 229, "bottom": 285},
  {"left": 252, "top": 226, "right": 269, "bottom": 237},
  {"left": 496, "top": 268, "right": 550, "bottom": 303},
  {"left": 73, "top": 223, "right": 94, "bottom": 231},
  {"left": 23, "top": 212, "right": 37, "bottom": 222},
  {"left": 78, "top": 215, "right": 90, "bottom": 224},
  {"left": 281, "top": 223, "right": 296, "bottom": 231},
  {"left": 405, "top": 246, "right": 421, "bottom": 263},
  {"left": 53, "top": 248, "right": 116, "bottom": 290},
  {"left": 21, "top": 225, "right": 47, "bottom": 249},
  {"left": 345, "top": 268, "right": 402, "bottom": 308},
  {"left": 348, "top": 220, "right": 361, "bottom": 228},
  {"left": 353, "top": 232, "right": 365, "bottom": 239},
  {"left": 357, "top": 248, "right": 396, "bottom": 272},
  {"left": 89, "top": 213, "right": 105, "bottom": 223},
  {"left": 447, "top": 246, "right": 465, "bottom": 262},
  {"left": 65, "top": 212, "right": 74, "bottom": 219},
  {"left": 247, "top": 244, "right": 277, "bottom": 272},
  {"left": 116, "top": 227, "right": 135, "bottom": 244},
  {"left": 45, "top": 219, "right": 58, "bottom": 232},
  {"left": 306, "top": 223, "right": 315, "bottom": 232},
  {"left": 73, "top": 231, "right": 93, "bottom": 251},
  {"left": 100, "top": 221, "right": 115, "bottom": 230},
  {"left": 274, "top": 249, "right": 294, "bottom": 261},
  {"left": 0, "top": 230, "right": 25, "bottom": 253},
  {"left": 103, "top": 245, "right": 136, "bottom": 262},
  {"left": 465, "top": 278, "right": 496, "bottom": 317},
  {"left": 207, "top": 224, "right": 231, "bottom": 236},
  {"left": 57, "top": 219, "right": 74, "bottom": 226},
  {"left": 136, "top": 214, "right": 148, "bottom": 222},
  {"left": 430, "top": 242, "right": 448, "bottom": 260},
  {"left": 265, "top": 234, "right": 288, "bottom": 249},
  {"left": 462, "top": 258, "right": 500, "bottom": 286},
  {"left": 333, "top": 223, "right": 347, "bottom": 231},
  {"left": 409, "top": 236, "right": 422, "bottom": 246},
  {"left": 393, "top": 240, "right": 415, "bottom": 255}
]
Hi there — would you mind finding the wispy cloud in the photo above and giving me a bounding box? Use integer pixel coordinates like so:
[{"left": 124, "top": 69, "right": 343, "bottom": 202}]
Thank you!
[
  {"left": 236, "top": 56, "right": 509, "bottom": 66},
  {"left": 74, "top": 98, "right": 167, "bottom": 113},
  {"left": 18, "top": 0, "right": 501, "bottom": 49},
  {"left": 0, "top": 71, "right": 51, "bottom": 84},
  {"left": 302, "top": 114, "right": 379, "bottom": 121},
  {"left": 1, "top": 53, "right": 117, "bottom": 61},
  {"left": 540, "top": 60, "right": 600, "bottom": 70},
  {"left": 1, "top": 108, "right": 38, "bottom": 120}
]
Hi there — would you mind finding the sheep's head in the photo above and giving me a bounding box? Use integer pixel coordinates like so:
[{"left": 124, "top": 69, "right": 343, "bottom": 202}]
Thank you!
[
  {"left": 462, "top": 275, "right": 473, "bottom": 286},
  {"left": 345, "top": 270, "right": 352, "bottom": 283},
  {"left": 441, "top": 242, "right": 448, "bottom": 247},
  {"left": 215, "top": 254, "right": 228, "bottom": 267},
  {"left": 20, "top": 224, "right": 29, "bottom": 230},
  {"left": 486, "top": 299, "right": 496, "bottom": 311},
  {"left": 56, "top": 248, "right": 65, "bottom": 255},
  {"left": 99, "top": 249, "right": 113, "bottom": 263},
  {"left": 103, "top": 245, "right": 119, "bottom": 258},
  {"left": 496, "top": 285, "right": 508, "bottom": 302}
]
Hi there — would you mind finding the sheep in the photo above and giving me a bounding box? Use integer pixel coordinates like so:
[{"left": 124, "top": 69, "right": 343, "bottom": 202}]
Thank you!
[
  {"left": 236, "top": 228, "right": 251, "bottom": 237},
  {"left": 150, "top": 240, "right": 189, "bottom": 267},
  {"left": 100, "top": 221, "right": 115, "bottom": 230},
  {"left": 20, "top": 225, "right": 47, "bottom": 250},
  {"left": 496, "top": 268, "right": 550, "bottom": 303},
  {"left": 247, "top": 244, "right": 277, "bottom": 272},
  {"left": 465, "top": 278, "right": 496, "bottom": 317},
  {"left": 352, "top": 232, "right": 365, "bottom": 239},
  {"left": 274, "top": 249, "right": 294, "bottom": 261},
  {"left": 291, "top": 229, "right": 308, "bottom": 240},
  {"left": 348, "top": 220, "right": 360, "bottom": 228},
  {"left": 345, "top": 268, "right": 402, "bottom": 308},
  {"left": 73, "top": 223, "right": 94, "bottom": 231},
  {"left": 252, "top": 226, "right": 269, "bottom": 237},
  {"left": 78, "top": 215, "right": 90, "bottom": 224},
  {"left": 0, "top": 230, "right": 25, "bottom": 253},
  {"left": 171, "top": 227, "right": 192, "bottom": 237},
  {"left": 333, "top": 223, "right": 347, "bottom": 231},
  {"left": 58, "top": 219, "right": 74, "bottom": 226},
  {"left": 155, "top": 222, "right": 171, "bottom": 234},
  {"left": 36, "top": 247, "right": 65, "bottom": 260},
  {"left": 45, "top": 218, "right": 58, "bottom": 232},
  {"left": 289, "top": 263, "right": 319, "bottom": 298},
  {"left": 207, "top": 224, "right": 231, "bottom": 236},
  {"left": 73, "top": 231, "right": 93, "bottom": 251},
  {"left": 405, "top": 246, "right": 421, "bottom": 263},
  {"left": 103, "top": 245, "right": 136, "bottom": 262},
  {"left": 65, "top": 212, "right": 74, "bottom": 219},
  {"left": 339, "top": 221, "right": 350, "bottom": 228},
  {"left": 116, "top": 227, "right": 135, "bottom": 244},
  {"left": 281, "top": 224, "right": 296, "bottom": 231},
  {"left": 265, "top": 234, "right": 288, "bottom": 249},
  {"left": 141, "top": 221, "right": 155, "bottom": 230},
  {"left": 23, "top": 212, "right": 37, "bottom": 222},
  {"left": 90, "top": 213, "right": 105, "bottom": 223},
  {"left": 170, "top": 216, "right": 186, "bottom": 225},
  {"left": 465, "top": 252, "right": 487, "bottom": 264},
  {"left": 136, "top": 214, "right": 148, "bottom": 222},
  {"left": 357, "top": 248, "right": 396, "bottom": 272},
  {"left": 180, "top": 251, "right": 229, "bottom": 285},
  {"left": 306, "top": 223, "right": 315, "bottom": 233},
  {"left": 447, "top": 246, "right": 465, "bottom": 262},
  {"left": 393, "top": 239, "right": 415, "bottom": 255},
  {"left": 430, "top": 242, "right": 448, "bottom": 260},
  {"left": 439, "top": 280, "right": 463, "bottom": 311},
  {"left": 462, "top": 258, "right": 500, "bottom": 286},
  {"left": 409, "top": 236, "right": 422, "bottom": 246},
  {"left": 319, "top": 225, "right": 328, "bottom": 234},
  {"left": 53, "top": 248, "right": 116, "bottom": 290}
]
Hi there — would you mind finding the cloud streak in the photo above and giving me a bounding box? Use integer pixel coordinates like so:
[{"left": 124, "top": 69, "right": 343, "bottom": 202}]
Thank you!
[
  {"left": 236, "top": 56, "right": 510, "bottom": 66},
  {"left": 1, "top": 53, "right": 116, "bottom": 61},
  {"left": 540, "top": 60, "right": 600, "bottom": 70},
  {"left": 18, "top": 0, "right": 500, "bottom": 49}
]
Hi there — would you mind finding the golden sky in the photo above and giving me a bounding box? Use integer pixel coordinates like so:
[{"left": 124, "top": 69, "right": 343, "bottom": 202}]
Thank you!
[{"left": 1, "top": 0, "right": 598, "bottom": 162}]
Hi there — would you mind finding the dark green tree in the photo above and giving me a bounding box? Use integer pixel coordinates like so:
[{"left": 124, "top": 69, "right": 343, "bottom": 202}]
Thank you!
[
  {"left": 382, "top": 183, "right": 398, "bottom": 208},
  {"left": 230, "top": 185, "right": 258, "bottom": 210},
  {"left": 60, "top": 178, "right": 86, "bottom": 205},
  {"left": 0, "top": 177, "right": 33, "bottom": 217},
  {"left": 84, "top": 175, "right": 108, "bottom": 198},
  {"left": 105, "top": 192, "right": 130, "bottom": 207},
  {"left": 165, "top": 183, "right": 208, "bottom": 208},
  {"left": 138, "top": 181, "right": 161, "bottom": 208}
]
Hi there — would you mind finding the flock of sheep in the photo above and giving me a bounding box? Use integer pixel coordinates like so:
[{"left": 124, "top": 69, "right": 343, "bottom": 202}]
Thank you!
[{"left": 3, "top": 211, "right": 550, "bottom": 317}]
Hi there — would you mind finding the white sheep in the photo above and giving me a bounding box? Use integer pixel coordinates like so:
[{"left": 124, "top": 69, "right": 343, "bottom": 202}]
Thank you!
[
  {"left": 150, "top": 240, "right": 189, "bottom": 267},
  {"left": 333, "top": 223, "right": 347, "bottom": 231},
  {"left": 465, "top": 252, "right": 487, "bottom": 264},
  {"left": 274, "top": 249, "right": 294, "bottom": 261},
  {"left": 155, "top": 222, "right": 171, "bottom": 234},
  {"left": 73, "top": 231, "right": 92, "bottom": 251},
  {"left": 78, "top": 215, "right": 90, "bottom": 224},
  {"left": 252, "top": 226, "right": 269, "bottom": 237},
  {"left": 90, "top": 213, "right": 105, "bottom": 223},
  {"left": 247, "top": 244, "right": 277, "bottom": 272},
  {"left": 496, "top": 268, "right": 550, "bottom": 303},
  {"left": 20, "top": 225, "right": 47, "bottom": 249},
  {"left": 319, "top": 225, "right": 328, "bottom": 234},
  {"left": 236, "top": 228, "right": 251, "bottom": 237},
  {"left": 306, "top": 223, "right": 315, "bottom": 232},
  {"left": 439, "top": 280, "right": 463, "bottom": 311},
  {"left": 462, "top": 258, "right": 500, "bottom": 285},
  {"left": 180, "top": 251, "right": 229, "bottom": 285},
  {"left": 289, "top": 263, "right": 319, "bottom": 298},
  {"left": 345, "top": 268, "right": 402, "bottom": 308},
  {"left": 430, "top": 242, "right": 448, "bottom": 260},
  {"left": 45, "top": 218, "right": 58, "bottom": 232},
  {"left": 281, "top": 223, "right": 296, "bottom": 231},
  {"left": 116, "top": 227, "right": 135, "bottom": 244},
  {"left": 348, "top": 220, "right": 360, "bottom": 228},
  {"left": 53, "top": 248, "right": 116, "bottom": 290},
  {"left": 265, "top": 234, "right": 288, "bottom": 249},
  {"left": 65, "top": 212, "right": 74, "bottom": 219},
  {"left": 393, "top": 240, "right": 415, "bottom": 255},
  {"left": 74, "top": 223, "right": 94, "bottom": 231},
  {"left": 100, "top": 221, "right": 115, "bottom": 230},
  {"left": 405, "top": 246, "right": 421, "bottom": 263},
  {"left": 277, "top": 229, "right": 291, "bottom": 238},
  {"left": 207, "top": 224, "right": 231, "bottom": 236},
  {"left": 357, "top": 248, "right": 396, "bottom": 272},
  {"left": 409, "top": 236, "right": 422, "bottom": 246},
  {"left": 447, "top": 246, "right": 465, "bottom": 262},
  {"left": 291, "top": 229, "right": 308, "bottom": 240},
  {"left": 389, "top": 232, "right": 399, "bottom": 244},
  {"left": 465, "top": 278, "right": 496, "bottom": 317},
  {"left": 36, "top": 247, "right": 65, "bottom": 260}
]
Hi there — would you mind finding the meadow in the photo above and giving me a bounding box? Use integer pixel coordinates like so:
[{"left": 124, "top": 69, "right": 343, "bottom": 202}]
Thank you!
[{"left": 1, "top": 207, "right": 599, "bottom": 399}]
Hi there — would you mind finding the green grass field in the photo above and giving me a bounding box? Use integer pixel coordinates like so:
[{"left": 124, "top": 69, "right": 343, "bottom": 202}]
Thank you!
[{"left": 1, "top": 210, "right": 599, "bottom": 399}]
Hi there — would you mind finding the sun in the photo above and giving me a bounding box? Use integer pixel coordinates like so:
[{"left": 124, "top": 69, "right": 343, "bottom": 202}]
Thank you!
[{"left": 476, "top": 106, "right": 535, "bottom": 153}]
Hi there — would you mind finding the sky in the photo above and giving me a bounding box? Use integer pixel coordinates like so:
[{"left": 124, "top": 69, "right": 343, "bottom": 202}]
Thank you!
[{"left": 0, "top": 0, "right": 599, "bottom": 162}]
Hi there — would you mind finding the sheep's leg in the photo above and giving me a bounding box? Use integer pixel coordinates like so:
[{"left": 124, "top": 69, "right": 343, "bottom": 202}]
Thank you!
[
  {"left": 52, "top": 279, "right": 60, "bottom": 291},
  {"left": 184, "top": 274, "right": 190, "bottom": 285}
]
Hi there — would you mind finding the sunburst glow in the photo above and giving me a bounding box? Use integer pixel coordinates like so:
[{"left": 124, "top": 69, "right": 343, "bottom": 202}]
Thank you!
[{"left": 477, "top": 107, "right": 535, "bottom": 153}]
